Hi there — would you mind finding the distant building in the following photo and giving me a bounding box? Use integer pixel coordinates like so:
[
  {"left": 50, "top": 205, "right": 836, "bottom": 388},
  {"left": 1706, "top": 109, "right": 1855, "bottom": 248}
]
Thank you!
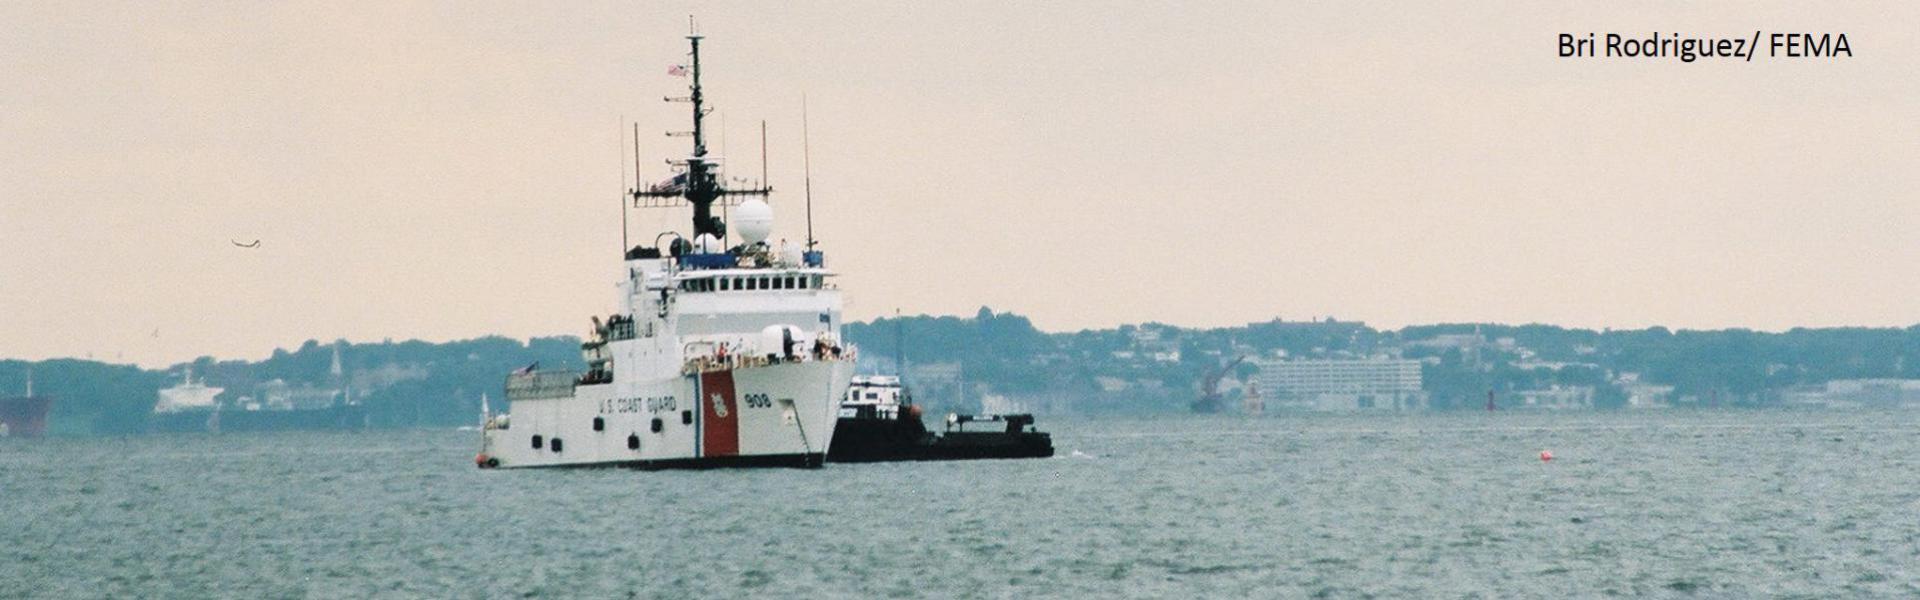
[
  {"left": 1407, "top": 333, "right": 1485, "bottom": 352},
  {"left": 1252, "top": 358, "right": 1426, "bottom": 411},
  {"left": 1614, "top": 372, "right": 1673, "bottom": 408},
  {"left": 1129, "top": 326, "right": 1179, "bottom": 354},
  {"left": 1511, "top": 386, "right": 1594, "bottom": 410},
  {"left": 980, "top": 393, "right": 1027, "bottom": 415},
  {"left": 979, "top": 390, "right": 1071, "bottom": 415},
  {"left": 1781, "top": 379, "right": 1920, "bottom": 408}
]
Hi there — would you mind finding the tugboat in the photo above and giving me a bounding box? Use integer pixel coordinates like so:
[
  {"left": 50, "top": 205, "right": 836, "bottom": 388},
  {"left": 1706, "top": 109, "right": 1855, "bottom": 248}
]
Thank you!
[
  {"left": 476, "top": 27, "right": 855, "bottom": 469},
  {"left": 827, "top": 375, "right": 1053, "bottom": 462}
]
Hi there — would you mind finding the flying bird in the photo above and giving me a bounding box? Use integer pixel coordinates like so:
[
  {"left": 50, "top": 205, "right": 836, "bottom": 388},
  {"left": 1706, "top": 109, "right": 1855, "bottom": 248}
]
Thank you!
[{"left": 231, "top": 239, "right": 261, "bottom": 248}]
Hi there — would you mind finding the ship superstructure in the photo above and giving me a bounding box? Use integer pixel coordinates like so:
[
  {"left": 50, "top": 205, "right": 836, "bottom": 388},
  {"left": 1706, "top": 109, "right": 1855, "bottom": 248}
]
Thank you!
[
  {"left": 477, "top": 29, "right": 854, "bottom": 469},
  {"left": 155, "top": 366, "right": 223, "bottom": 414},
  {"left": 149, "top": 365, "right": 225, "bottom": 434}
]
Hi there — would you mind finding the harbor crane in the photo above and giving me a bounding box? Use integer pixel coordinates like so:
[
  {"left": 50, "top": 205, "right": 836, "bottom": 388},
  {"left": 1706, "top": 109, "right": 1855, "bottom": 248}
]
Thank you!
[{"left": 1192, "top": 355, "right": 1248, "bottom": 414}]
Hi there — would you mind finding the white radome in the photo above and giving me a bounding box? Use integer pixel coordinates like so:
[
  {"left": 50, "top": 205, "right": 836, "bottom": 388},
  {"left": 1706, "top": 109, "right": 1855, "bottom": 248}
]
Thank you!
[
  {"left": 778, "top": 240, "right": 804, "bottom": 266},
  {"left": 693, "top": 233, "right": 725, "bottom": 254},
  {"left": 734, "top": 199, "right": 774, "bottom": 244},
  {"left": 759, "top": 324, "right": 808, "bottom": 357}
]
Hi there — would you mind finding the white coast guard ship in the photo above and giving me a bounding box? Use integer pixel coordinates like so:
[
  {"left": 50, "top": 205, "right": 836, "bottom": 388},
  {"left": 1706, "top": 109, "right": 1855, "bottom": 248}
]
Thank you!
[{"left": 477, "top": 31, "right": 854, "bottom": 469}]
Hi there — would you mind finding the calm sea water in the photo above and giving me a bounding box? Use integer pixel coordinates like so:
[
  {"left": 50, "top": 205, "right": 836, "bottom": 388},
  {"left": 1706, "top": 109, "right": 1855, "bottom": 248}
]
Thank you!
[{"left": 5, "top": 410, "right": 1919, "bottom": 598}]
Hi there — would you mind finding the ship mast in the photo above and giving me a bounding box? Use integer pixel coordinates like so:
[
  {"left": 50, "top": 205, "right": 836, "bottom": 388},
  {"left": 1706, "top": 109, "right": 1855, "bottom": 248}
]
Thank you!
[{"left": 632, "top": 28, "right": 771, "bottom": 243}]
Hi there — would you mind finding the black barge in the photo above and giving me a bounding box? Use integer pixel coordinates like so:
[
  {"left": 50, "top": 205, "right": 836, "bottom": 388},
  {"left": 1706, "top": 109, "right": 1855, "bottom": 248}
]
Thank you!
[{"left": 827, "top": 376, "right": 1053, "bottom": 462}]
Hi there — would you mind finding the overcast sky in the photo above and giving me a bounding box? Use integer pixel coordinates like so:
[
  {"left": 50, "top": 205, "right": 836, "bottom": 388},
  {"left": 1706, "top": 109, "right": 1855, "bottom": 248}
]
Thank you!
[{"left": 4, "top": 2, "right": 1916, "bottom": 367}]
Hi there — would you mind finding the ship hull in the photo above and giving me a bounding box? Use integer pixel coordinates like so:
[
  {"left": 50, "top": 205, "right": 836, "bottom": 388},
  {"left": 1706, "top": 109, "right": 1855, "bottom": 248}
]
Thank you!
[
  {"left": 827, "top": 416, "right": 1054, "bottom": 463},
  {"left": 480, "top": 359, "right": 852, "bottom": 469},
  {"left": 490, "top": 452, "right": 826, "bottom": 470},
  {"left": 218, "top": 404, "right": 369, "bottom": 433},
  {"left": 149, "top": 409, "right": 219, "bottom": 434},
  {"left": 0, "top": 396, "right": 53, "bottom": 438},
  {"left": 149, "top": 405, "right": 368, "bottom": 434}
]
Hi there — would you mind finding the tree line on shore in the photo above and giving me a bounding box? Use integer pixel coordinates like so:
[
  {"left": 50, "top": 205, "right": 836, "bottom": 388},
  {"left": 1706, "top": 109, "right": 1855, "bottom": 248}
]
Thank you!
[{"left": 5, "top": 310, "right": 1917, "bottom": 434}]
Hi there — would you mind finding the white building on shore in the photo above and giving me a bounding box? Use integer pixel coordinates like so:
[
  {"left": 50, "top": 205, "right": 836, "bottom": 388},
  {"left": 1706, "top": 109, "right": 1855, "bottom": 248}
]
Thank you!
[{"left": 1252, "top": 358, "right": 1426, "bottom": 411}]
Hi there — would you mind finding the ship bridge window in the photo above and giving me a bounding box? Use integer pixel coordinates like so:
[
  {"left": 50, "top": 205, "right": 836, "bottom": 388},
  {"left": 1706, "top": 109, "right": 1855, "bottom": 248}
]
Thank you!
[
  {"left": 746, "top": 278, "right": 758, "bottom": 291},
  {"left": 798, "top": 276, "right": 809, "bottom": 290},
  {"left": 720, "top": 278, "right": 731, "bottom": 291},
  {"left": 550, "top": 438, "right": 563, "bottom": 453},
  {"left": 531, "top": 435, "right": 543, "bottom": 449},
  {"left": 592, "top": 417, "right": 604, "bottom": 432},
  {"left": 775, "top": 277, "right": 787, "bottom": 290}
]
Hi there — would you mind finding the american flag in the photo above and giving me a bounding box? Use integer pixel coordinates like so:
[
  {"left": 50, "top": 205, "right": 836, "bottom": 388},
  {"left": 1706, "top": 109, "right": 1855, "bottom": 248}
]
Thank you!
[{"left": 667, "top": 64, "right": 689, "bottom": 77}]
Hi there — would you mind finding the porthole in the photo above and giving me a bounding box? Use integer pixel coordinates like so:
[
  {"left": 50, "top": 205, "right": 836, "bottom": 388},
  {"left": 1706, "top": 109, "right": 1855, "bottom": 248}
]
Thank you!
[
  {"left": 551, "top": 438, "right": 563, "bottom": 453},
  {"left": 531, "top": 435, "right": 544, "bottom": 449},
  {"left": 627, "top": 434, "right": 641, "bottom": 450},
  {"left": 592, "top": 417, "right": 605, "bottom": 432},
  {"left": 681, "top": 410, "right": 693, "bottom": 425},
  {"left": 651, "top": 418, "right": 663, "bottom": 433}
]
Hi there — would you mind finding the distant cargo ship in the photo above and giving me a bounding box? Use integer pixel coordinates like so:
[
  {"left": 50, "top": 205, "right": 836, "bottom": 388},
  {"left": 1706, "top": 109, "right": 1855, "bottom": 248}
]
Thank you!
[
  {"left": 0, "top": 369, "right": 52, "bottom": 438},
  {"left": 150, "top": 346, "right": 368, "bottom": 434},
  {"left": 149, "top": 365, "right": 224, "bottom": 433}
]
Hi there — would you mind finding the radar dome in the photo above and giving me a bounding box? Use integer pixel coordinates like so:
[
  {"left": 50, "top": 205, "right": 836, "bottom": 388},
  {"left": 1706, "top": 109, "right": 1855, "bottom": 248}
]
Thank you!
[
  {"left": 777, "top": 240, "right": 804, "bottom": 266},
  {"left": 734, "top": 199, "right": 774, "bottom": 244},
  {"left": 759, "top": 324, "right": 807, "bottom": 359},
  {"left": 692, "top": 233, "right": 724, "bottom": 254}
]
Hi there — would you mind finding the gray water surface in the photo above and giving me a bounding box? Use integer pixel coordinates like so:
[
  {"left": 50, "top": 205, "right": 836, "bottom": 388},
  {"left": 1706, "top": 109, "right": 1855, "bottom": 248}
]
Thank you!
[{"left": 5, "top": 411, "right": 1919, "bottom": 598}]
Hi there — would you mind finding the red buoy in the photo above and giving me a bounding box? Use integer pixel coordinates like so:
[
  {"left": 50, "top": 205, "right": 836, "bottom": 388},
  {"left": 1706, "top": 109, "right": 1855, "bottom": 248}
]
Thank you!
[
  {"left": 1539, "top": 450, "right": 1554, "bottom": 462},
  {"left": 475, "top": 453, "right": 491, "bottom": 468}
]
